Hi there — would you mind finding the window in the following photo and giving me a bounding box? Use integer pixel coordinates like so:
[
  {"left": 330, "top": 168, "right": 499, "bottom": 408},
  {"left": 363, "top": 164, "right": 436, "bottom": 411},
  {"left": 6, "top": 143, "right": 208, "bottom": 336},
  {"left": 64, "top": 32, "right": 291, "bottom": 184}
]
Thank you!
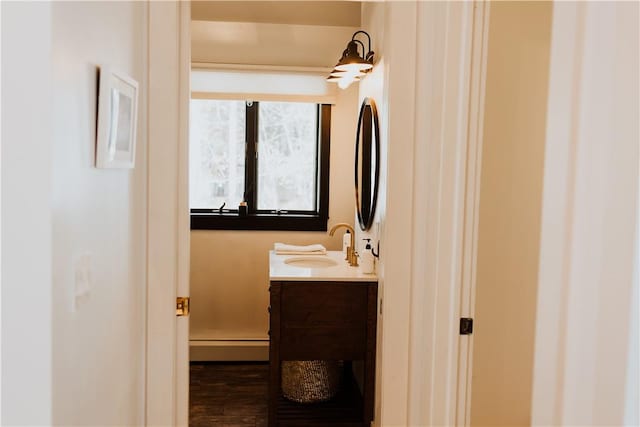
[{"left": 190, "top": 99, "right": 331, "bottom": 231}]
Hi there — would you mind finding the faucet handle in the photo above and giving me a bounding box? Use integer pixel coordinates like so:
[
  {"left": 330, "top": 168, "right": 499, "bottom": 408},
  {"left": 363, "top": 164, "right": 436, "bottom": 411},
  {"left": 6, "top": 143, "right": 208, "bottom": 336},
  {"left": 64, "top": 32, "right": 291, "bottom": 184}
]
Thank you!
[{"left": 346, "top": 246, "right": 359, "bottom": 267}]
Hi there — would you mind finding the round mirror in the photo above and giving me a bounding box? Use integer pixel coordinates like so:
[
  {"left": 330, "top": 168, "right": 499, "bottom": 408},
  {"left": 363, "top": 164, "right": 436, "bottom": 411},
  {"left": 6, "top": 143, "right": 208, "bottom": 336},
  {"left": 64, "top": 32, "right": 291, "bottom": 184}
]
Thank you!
[{"left": 355, "top": 97, "right": 380, "bottom": 231}]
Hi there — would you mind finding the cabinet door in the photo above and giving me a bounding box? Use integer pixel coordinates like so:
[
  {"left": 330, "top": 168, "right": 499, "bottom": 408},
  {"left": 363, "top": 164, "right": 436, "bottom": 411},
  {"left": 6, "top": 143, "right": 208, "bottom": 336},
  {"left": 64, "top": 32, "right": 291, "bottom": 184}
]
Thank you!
[{"left": 279, "top": 282, "right": 368, "bottom": 360}]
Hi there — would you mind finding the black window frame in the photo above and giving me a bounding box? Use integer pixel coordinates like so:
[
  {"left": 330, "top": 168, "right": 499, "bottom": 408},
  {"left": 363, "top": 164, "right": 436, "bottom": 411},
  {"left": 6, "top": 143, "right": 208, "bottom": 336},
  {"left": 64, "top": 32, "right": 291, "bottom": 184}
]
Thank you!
[{"left": 190, "top": 101, "right": 331, "bottom": 231}]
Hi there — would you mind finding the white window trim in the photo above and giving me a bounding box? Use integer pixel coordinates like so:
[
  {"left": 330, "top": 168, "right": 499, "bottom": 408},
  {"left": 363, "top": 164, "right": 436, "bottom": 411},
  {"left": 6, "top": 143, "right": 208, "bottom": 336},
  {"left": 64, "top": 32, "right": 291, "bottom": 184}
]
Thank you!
[{"left": 191, "top": 68, "right": 338, "bottom": 104}]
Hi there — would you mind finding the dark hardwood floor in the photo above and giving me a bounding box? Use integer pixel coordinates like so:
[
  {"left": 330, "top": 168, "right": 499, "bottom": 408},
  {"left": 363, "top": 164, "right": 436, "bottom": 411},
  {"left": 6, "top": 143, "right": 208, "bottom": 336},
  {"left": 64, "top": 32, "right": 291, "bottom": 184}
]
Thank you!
[{"left": 190, "top": 362, "right": 269, "bottom": 427}]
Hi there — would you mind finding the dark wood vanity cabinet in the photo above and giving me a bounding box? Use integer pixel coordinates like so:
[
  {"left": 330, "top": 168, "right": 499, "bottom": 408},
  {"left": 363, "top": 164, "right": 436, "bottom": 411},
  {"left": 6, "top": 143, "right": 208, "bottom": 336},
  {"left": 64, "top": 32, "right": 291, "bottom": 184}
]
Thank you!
[{"left": 268, "top": 280, "right": 378, "bottom": 427}]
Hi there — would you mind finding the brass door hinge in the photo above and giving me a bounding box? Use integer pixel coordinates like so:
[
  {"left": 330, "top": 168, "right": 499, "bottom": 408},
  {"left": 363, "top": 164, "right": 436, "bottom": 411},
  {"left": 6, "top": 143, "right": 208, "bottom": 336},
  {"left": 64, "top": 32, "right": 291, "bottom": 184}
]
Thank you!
[{"left": 176, "top": 297, "right": 190, "bottom": 317}]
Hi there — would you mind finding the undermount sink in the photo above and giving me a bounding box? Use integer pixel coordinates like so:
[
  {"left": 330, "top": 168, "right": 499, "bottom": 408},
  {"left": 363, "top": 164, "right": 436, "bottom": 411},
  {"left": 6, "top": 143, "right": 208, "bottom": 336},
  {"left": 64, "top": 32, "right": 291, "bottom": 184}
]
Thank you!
[
  {"left": 270, "top": 250, "right": 377, "bottom": 281},
  {"left": 284, "top": 256, "right": 339, "bottom": 269}
]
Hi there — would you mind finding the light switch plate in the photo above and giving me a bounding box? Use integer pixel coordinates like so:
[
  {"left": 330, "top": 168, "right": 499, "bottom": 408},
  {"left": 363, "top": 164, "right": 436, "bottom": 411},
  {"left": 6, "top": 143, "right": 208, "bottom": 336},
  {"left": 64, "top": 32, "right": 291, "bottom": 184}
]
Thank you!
[{"left": 73, "top": 252, "right": 93, "bottom": 311}]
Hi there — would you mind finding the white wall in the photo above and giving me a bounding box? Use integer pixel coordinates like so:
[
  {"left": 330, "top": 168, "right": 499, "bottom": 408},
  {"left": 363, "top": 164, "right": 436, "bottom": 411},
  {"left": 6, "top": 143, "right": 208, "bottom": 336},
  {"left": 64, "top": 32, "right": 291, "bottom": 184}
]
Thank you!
[
  {"left": 358, "top": 2, "right": 386, "bottom": 244},
  {"left": 1, "top": 2, "right": 53, "bottom": 424},
  {"left": 470, "top": 2, "right": 552, "bottom": 426},
  {"left": 358, "top": 3, "right": 387, "bottom": 424},
  {"left": 532, "top": 2, "right": 639, "bottom": 425},
  {"left": 50, "top": 2, "right": 147, "bottom": 425}
]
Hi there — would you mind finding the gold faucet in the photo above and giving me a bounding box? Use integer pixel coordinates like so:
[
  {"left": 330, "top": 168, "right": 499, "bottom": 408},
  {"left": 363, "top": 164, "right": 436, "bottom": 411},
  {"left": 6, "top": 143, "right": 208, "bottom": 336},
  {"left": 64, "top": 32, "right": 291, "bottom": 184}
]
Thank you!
[{"left": 329, "top": 223, "right": 358, "bottom": 267}]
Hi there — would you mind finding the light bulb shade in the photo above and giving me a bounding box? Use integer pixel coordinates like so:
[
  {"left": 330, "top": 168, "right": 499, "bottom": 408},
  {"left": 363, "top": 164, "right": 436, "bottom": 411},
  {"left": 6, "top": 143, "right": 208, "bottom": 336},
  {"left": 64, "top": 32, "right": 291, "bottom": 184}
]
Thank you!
[
  {"left": 335, "top": 62, "right": 372, "bottom": 74},
  {"left": 326, "top": 74, "right": 360, "bottom": 83},
  {"left": 327, "top": 31, "right": 375, "bottom": 87},
  {"left": 334, "top": 41, "right": 373, "bottom": 73},
  {"left": 329, "top": 67, "right": 364, "bottom": 78}
]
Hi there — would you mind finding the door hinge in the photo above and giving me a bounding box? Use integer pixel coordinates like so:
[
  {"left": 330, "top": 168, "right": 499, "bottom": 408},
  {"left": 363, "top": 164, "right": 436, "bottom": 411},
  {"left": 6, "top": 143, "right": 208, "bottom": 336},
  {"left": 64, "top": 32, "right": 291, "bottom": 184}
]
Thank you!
[
  {"left": 176, "top": 297, "right": 190, "bottom": 317},
  {"left": 460, "top": 317, "right": 473, "bottom": 335}
]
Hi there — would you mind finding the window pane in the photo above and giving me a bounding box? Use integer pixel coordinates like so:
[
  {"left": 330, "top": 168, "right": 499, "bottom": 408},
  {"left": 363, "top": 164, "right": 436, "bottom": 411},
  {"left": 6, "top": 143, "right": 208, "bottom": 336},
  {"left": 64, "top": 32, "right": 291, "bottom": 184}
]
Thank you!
[
  {"left": 257, "top": 102, "right": 318, "bottom": 211},
  {"left": 189, "top": 99, "right": 246, "bottom": 209}
]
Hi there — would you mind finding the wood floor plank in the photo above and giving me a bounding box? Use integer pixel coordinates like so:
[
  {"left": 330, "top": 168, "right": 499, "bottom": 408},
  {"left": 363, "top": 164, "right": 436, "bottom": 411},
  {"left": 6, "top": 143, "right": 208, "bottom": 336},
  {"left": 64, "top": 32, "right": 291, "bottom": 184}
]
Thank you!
[{"left": 190, "top": 362, "right": 269, "bottom": 427}]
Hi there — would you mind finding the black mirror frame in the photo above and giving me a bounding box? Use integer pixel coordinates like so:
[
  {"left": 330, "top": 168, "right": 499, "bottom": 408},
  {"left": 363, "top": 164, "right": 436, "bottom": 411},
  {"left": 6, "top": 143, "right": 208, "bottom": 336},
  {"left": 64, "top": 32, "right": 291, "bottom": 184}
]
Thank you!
[{"left": 354, "top": 97, "right": 380, "bottom": 231}]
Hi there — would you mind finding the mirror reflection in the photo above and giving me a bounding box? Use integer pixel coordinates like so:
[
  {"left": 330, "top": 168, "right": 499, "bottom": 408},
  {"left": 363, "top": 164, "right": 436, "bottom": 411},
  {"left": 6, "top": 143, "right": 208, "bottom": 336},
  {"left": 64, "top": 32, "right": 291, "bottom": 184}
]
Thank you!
[{"left": 355, "top": 97, "right": 380, "bottom": 231}]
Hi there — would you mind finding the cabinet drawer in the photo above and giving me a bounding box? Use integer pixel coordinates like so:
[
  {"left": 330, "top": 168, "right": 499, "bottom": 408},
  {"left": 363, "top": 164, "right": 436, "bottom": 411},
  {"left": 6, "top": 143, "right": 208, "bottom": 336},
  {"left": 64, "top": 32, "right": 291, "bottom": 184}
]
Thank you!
[
  {"left": 275, "top": 282, "right": 369, "bottom": 360},
  {"left": 280, "top": 282, "right": 368, "bottom": 326}
]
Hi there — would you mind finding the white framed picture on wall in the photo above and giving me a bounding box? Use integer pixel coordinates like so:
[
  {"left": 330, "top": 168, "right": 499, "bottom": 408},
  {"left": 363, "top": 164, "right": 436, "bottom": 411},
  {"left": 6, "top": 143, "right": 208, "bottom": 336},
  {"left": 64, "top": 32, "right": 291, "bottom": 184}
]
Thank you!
[{"left": 95, "top": 66, "right": 139, "bottom": 169}]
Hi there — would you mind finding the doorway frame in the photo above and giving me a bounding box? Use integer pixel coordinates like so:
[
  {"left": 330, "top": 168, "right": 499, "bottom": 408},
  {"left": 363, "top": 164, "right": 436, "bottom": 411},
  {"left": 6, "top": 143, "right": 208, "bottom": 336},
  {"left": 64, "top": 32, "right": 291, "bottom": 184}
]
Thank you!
[
  {"left": 144, "top": 1, "right": 491, "bottom": 425},
  {"left": 145, "top": 2, "right": 191, "bottom": 426},
  {"left": 455, "top": 2, "right": 490, "bottom": 426}
]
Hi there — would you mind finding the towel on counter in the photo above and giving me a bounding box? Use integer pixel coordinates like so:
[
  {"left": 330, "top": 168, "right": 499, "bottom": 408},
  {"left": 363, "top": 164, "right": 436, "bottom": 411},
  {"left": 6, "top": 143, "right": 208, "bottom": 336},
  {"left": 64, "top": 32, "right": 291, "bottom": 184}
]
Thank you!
[{"left": 274, "top": 243, "right": 327, "bottom": 255}]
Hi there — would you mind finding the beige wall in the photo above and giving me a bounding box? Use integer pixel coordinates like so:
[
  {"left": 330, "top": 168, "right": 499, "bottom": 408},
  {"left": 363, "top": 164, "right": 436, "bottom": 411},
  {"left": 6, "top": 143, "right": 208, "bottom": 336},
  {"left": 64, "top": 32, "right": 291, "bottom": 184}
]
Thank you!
[
  {"left": 50, "top": 2, "right": 147, "bottom": 425},
  {"left": 191, "top": 1, "right": 360, "bottom": 69},
  {"left": 191, "top": 20, "right": 358, "bottom": 69},
  {"left": 470, "top": 2, "right": 552, "bottom": 426},
  {"left": 190, "top": 85, "right": 359, "bottom": 342},
  {"left": 189, "top": 5, "right": 362, "bottom": 351},
  {"left": 192, "top": 1, "right": 360, "bottom": 27},
  {"left": 531, "top": 2, "right": 639, "bottom": 424}
]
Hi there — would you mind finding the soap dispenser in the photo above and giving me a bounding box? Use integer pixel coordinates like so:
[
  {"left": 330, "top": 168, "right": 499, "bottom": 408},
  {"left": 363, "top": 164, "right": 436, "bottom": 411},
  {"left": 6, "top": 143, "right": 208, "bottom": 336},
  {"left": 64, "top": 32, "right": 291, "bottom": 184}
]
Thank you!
[
  {"left": 342, "top": 230, "right": 351, "bottom": 255},
  {"left": 361, "top": 238, "right": 375, "bottom": 274}
]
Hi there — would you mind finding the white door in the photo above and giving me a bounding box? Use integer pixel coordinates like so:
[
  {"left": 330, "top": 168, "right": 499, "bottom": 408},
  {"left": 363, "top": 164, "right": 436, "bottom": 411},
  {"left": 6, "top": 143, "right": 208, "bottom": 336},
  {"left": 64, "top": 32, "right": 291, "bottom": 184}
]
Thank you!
[{"left": 146, "top": 2, "right": 191, "bottom": 426}]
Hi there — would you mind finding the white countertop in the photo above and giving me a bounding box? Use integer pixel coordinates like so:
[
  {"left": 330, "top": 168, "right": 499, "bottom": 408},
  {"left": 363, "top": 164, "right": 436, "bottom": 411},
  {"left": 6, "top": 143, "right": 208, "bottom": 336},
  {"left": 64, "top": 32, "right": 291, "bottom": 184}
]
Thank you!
[{"left": 269, "top": 250, "right": 378, "bottom": 282}]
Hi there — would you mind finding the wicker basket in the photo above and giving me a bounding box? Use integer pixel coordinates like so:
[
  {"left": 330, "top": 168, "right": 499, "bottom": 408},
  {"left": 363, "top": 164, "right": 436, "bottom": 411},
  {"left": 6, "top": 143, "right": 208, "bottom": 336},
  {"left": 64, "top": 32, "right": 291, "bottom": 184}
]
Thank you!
[{"left": 281, "top": 360, "right": 343, "bottom": 403}]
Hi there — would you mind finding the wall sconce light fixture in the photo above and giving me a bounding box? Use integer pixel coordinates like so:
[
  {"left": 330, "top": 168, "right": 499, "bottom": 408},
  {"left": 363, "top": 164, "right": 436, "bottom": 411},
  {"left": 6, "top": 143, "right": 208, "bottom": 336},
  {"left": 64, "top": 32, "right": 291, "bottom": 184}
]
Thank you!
[{"left": 327, "top": 31, "right": 374, "bottom": 89}]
